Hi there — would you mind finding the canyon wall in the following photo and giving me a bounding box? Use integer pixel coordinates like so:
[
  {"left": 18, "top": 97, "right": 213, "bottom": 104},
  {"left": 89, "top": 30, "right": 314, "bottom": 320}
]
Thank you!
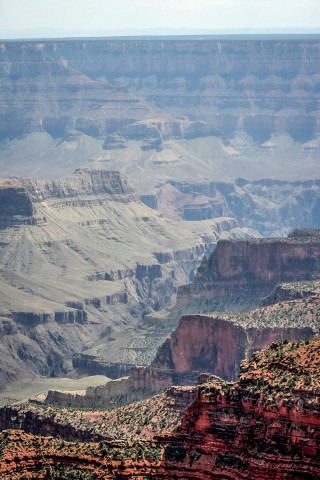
[
  {"left": 0, "top": 37, "right": 319, "bottom": 206},
  {"left": 1, "top": 337, "right": 320, "bottom": 479},
  {"left": 178, "top": 228, "right": 320, "bottom": 309},
  {"left": 0, "top": 169, "right": 245, "bottom": 391},
  {"left": 161, "top": 382, "right": 320, "bottom": 478},
  {"left": 46, "top": 281, "right": 320, "bottom": 408},
  {"left": 1, "top": 38, "right": 319, "bottom": 142},
  {"left": 154, "top": 178, "right": 320, "bottom": 236},
  {"left": 1, "top": 38, "right": 319, "bottom": 239},
  {"left": 43, "top": 231, "right": 320, "bottom": 408}
]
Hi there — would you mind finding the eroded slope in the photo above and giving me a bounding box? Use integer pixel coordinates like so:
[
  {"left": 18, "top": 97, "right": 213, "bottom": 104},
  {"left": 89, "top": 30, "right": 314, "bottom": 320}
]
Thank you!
[{"left": 0, "top": 168, "right": 245, "bottom": 393}]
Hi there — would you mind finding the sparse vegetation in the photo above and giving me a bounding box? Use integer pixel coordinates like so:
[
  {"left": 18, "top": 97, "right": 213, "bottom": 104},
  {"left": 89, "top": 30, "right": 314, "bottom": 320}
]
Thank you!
[
  {"left": 203, "top": 280, "right": 320, "bottom": 331},
  {"left": 239, "top": 335, "right": 320, "bottom": 402},
  {"left": 1, "top": 390, "right": 185, "bottom": 444},
  {"left": 0, "top": 429, "right": 162, "bottom": 479}
]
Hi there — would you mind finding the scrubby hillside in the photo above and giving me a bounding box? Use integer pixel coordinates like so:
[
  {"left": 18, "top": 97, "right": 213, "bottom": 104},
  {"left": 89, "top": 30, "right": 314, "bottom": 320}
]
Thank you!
[{"left": 1, "top": 337, "right": 320, "bottom": 479}]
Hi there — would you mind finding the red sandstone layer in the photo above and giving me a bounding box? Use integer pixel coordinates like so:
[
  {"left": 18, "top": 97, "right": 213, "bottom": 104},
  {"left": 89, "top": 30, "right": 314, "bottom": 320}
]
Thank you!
[{"left": 2, "top": 337, "right": 320, "bottom": 479}]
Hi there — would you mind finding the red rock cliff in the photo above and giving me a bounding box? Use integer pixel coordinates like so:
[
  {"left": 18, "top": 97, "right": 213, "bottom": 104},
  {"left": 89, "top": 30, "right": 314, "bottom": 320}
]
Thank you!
[
  {"left": 178, "top": 229, "right": 320, "bottom": 308},
  {"left": 2, "top": 337, "right": 320, "bottom": 479},
  {"left": 159, "top": 335, "right": 320, "bottom": 479}
]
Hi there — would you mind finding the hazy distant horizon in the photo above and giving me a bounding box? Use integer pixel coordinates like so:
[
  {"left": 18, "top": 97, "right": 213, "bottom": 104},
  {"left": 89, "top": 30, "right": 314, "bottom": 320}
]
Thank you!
[
  {"left": 1, "top": 0, "right": 320, "bottom": 40},
  {"left": 2, "top": 27, "right": 320, "bottom": 41}
]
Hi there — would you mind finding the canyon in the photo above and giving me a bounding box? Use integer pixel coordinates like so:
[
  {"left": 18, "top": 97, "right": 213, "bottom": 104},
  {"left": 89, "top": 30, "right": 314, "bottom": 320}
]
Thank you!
[
  {"left": 44, "top": 280, "right": 320, "bottom": 409},
  {"left": 153, "top": 178, "right": 320, "bottom": 236},
  {"left": 1, "top": 165, "right": 319, "bottom": 409},
  {"left": 0, "top": 168, "right": 248, "bottom": 398},
  {"left": 0, "top": 37, "right": 319, "bottom": 237},
  {"left": 43, "top": 229, "right": 320, "bottom": 408},
  {"left": 0, "top": 35, "right": 320, "bottom": 478},
  {"left": 1, "top": 336, "right": 320, "bottom": 479},
  {"left": 1, "top": 38, "right": 319, "bottom": 173},
  {"left": 177, "top": 227, "right": 320, "bottom": 309}
]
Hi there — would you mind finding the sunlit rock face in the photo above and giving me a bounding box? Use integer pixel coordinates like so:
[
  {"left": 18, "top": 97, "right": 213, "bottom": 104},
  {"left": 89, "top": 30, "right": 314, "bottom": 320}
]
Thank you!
[
  {"left": 1, "top": 338, "right": 320, "bottom": 479},
  {"left": 161, "top": 336, "right": 320, "bottom": 480},
  {"left": 178, "top": 228, "right": 320, "bottom": 306},
  {"left": 43, "top": 231, "right": 320, "bottom": 409}
]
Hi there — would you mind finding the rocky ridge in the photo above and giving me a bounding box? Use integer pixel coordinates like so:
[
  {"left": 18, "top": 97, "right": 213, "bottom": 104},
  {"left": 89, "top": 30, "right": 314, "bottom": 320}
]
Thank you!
[
  {"left": 45, "top": 278, "right": 320, "bottom": 409},
  {"left": 177, "top": 228, "right": 320, "bottom": 310},
  {"left": 0, "top": 386, "right": 195, "bottom": 443},
  {"left": 1, "top": 336, "right": 320, "bottom": 479},
  {"left": 72, "top": 228, "right": 320, "bottom": 383},
  {"left": 1, "top": 38, "right": 320, "bottom": 245},
  {"left": 0, "top": 38, "right": 319, "bottom": 199},
  {"left": 161, "top": 335, "right": 320, "bottom": 479},
  {"left": 153, "top": 178, "right": 320, "bottom": 236},
  {"left": 1, "top": 38, "right": 320, "bottom": 145}
]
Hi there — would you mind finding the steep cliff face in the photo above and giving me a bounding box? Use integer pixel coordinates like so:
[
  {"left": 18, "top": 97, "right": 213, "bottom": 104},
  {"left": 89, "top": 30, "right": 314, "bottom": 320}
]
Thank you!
[
  {"left": 149, "top": 274, "right": 320, "bottom": 385},
  {"left": 0, "top": 186, "right": 33, "bottom": 218},
  {"left": 166, "top": 315, "right": 246, "bottom": 381},
  {"left": 154, "top": 178, "right": 320, "bottom": 236},
  {"left": 178, "top": 229, "right": 320, "bottom": 309},
  {"left": 45, "top": 279, "right": 320, "bottom": 409},
  {"left": 151, "top": 276, "right": 320, "bottom": 380},
  {"left": 161, "top": 336, "right": 320, "bottom": 479},
  {"left": 1, "top": 38, "right": 319, "bottom": 142},
  {"left": 165, "top": 310, "right": 317, "bottom": 382},
  {"left": 41, "top": 231, "right": 320, "bottom": 408},
  {"left": 39, "top": 229, "right": 320, "bottom": 406},
  {"left": 162, "top": 385, "right": 320, "bottom": 477}
]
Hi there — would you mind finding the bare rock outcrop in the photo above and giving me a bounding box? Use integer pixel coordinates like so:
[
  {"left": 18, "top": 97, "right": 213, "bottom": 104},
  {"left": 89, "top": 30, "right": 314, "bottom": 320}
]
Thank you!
[
  {"left": 1, "top": 38, "right": 319, "bottom": 143},
  {"left": 155, "top": 179, "right": 320, "bottom": 238},
  {"left": 160, "top": 337, "right": 320, "bottom": 479},
  {"left": 45, "top": 280, "right": 320, "bottom": 408},
  {"left": 178, "top": 228, "right": 320, "bottom": 310},
  {"left": 1, "top": 337, "right": 320, "bottom": 479}
]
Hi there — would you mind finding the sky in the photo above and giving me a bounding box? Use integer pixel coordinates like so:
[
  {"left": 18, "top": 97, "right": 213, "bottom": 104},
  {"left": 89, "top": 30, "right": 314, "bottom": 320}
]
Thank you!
[{"left": 0, "top": 0, "right": 320, "bottom": 39}]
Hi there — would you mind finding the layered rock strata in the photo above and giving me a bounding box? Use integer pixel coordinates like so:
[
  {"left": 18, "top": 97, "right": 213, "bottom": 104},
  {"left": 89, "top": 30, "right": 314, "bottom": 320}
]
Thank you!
[
  {"left": 73, "top": 229, "right": 320, "bottom": 381},
  {"left": 0, "top": 168, "right": 243, "bottom": 390},
  {"left": 1, "top": 38, "right": 319, "bottom": 143},
  {"left": 0, "top": 38, "right": 319, "bottom": 200},
  {"left": 154, "top": 178, "right": 320, "bottom": 237},
  {"left": 0, "top": 386, "right": 195, "bottom": 442},
  {"left": 160, "top": 336, "right": 320, "bottom": 479},
  {"left": 1, "top": 337, "right": 320, "bottom": 479},
  {"left": 44, "top": 279, "right": 320, "bottom": 408},
  {"left": 177, "top": 228, "right": 320, "bottom": 311},
  {"left": 43, "top": 230, "right": 320, "bottom": 408}
]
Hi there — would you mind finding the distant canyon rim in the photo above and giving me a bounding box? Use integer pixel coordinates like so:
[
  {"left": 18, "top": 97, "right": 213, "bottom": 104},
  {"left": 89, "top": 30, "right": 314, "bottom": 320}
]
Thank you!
[{"left": 0, "top": 35, "right": 319, "bottom": 403}]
